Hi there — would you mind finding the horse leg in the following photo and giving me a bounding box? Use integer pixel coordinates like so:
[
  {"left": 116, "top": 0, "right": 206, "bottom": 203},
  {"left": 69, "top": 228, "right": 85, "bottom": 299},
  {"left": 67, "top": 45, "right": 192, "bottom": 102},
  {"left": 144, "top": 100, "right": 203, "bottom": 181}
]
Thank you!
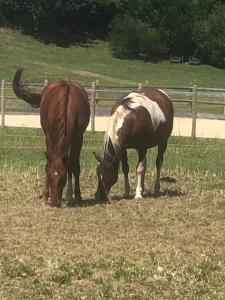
[
  {"left": 66, "top": 168, "right": 74, "bottom": 206},
  {"left": 121, "top": 150, "right": 130, "bottom": 198},
  {"left": 42, "top": 173, "right": 50, "bottom": 204},
  {"left": 135, "top": 149, "right": 147, "bottom": 199},
  {"left": 71, "top": 133, "right": 83, "bottom": 204},
  {"left": 154, "top": 140, "right": 168, "bottom": 195},
  {"left": 74, "top": 153, "right": 81, "bottom": 203}
]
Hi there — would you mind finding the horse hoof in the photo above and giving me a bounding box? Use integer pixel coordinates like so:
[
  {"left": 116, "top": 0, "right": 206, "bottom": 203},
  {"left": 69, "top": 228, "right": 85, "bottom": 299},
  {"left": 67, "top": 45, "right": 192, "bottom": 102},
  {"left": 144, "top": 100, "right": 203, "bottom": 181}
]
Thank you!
[
  {"left": 134, "top": 194, "right": 143, "bottom": 199},
  {"left": 40, "top": 195, "right": 50, "bottom": 205},
  {"left": 67, "top": 201, "right": 76, "bottom": 207},
  {"left": 153, "top": 191, "right": 160, "bottom": 197},
  {"left": 50, "top": 202, "right": 61, "bottom": 208}
]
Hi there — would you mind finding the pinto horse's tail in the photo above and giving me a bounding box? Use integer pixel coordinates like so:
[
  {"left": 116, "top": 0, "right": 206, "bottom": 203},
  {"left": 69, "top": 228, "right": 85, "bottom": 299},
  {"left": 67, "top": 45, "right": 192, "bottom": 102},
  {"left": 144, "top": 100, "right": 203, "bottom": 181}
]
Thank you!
[{"left": 12, "top": 68, "right": 42, "bottom": 108}]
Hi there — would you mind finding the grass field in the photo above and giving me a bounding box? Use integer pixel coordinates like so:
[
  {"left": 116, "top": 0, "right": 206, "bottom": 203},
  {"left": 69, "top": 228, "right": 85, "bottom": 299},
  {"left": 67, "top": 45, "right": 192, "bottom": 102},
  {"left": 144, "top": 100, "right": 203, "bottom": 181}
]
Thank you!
[
  {"left": 1, "top": 25, "right": 225, "bottom": 298},
  {"left": 2, "top": 26, "right": 225, "bottom": 120},
  {"left": 1, "top": 127, "right": 225, "bottom": 299},
  {"left": 1, "top": 27, "right": 225, "bottom": 88}
]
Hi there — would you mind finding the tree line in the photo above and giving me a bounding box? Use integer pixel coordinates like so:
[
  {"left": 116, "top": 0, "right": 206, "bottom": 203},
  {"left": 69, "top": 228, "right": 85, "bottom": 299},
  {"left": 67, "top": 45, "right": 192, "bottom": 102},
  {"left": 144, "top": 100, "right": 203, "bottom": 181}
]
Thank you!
[{"left": 0, "top": 0, "right": 225, "bottom": 67}]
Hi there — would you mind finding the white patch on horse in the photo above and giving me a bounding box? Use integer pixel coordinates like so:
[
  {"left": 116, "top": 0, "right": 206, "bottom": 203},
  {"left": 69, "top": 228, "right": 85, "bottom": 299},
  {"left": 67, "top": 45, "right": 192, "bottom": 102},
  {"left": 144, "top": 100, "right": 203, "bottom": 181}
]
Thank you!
[
  {"left": 125, "top": 92, "right": 166, "bottom": 131},
  {"left": 104, "top": 105, "right": 130, "bottom": 157},
  {"left": 158, "top": 88, "right": 170, "bottom": 98},
  {"left": 135, "top": 158, "right": 146, "bottom": 198}
]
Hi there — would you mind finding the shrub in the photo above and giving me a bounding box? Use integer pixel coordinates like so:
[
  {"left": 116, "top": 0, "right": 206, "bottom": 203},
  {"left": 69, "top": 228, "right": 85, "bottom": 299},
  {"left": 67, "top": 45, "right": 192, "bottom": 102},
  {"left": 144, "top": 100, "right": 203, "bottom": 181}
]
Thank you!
[
  {"left": 109, "top": 15, "right": 167, "bottom": 62},
  {"left": 193, "top": 4, "right": 225, "bottom": 67}
]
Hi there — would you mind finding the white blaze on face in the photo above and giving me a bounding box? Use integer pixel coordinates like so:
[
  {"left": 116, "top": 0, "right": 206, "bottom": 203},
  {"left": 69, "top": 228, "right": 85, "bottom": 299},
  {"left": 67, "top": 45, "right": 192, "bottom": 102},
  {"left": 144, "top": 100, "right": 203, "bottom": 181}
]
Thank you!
[{"left": 124, "top": 92, "right": 166, "bottom": 131}]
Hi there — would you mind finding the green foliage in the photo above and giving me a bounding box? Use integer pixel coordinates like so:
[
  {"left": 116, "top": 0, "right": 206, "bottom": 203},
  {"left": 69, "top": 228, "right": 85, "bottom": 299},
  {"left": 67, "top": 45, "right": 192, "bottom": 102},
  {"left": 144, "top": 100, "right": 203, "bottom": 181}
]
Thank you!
[
  {"left": 194, "top": 4, "right": 225, "bottom": 67},
  {"left": 2, "top": 257, "right": 36, "bottom": 278},
  {"left": 159, "top": 0, "right": 196, "bottom": 56},
  {"left": 139, "top": 26, "right": 168, "bottom": 62},
  {"left": 109, "top": 16, "right": 140, "bottom": 59},
  {"left": 109, "top": 15, "right": 166, "bottom": 61},
  {"left": 0, "top": 0, "right": 117, "bottom": 45},
  {"left": 1, "top": 0, "right": 225, "bottom": 66},
  {"left": 114, "top": 0, "right": 156, "bottom": 25}
]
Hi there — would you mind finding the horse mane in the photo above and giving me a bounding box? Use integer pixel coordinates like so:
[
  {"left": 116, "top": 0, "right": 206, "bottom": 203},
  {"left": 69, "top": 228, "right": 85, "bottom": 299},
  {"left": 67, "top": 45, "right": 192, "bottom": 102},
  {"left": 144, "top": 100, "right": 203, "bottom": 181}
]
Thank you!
[{"left": 103, "top": 104, "right": 130, "bottom": 160}]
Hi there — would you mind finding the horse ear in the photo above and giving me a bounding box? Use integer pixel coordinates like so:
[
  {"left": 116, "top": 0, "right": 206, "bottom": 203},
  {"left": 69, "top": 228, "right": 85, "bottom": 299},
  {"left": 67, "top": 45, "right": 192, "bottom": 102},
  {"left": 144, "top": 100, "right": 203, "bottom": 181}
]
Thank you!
[{"left": 93, "top": 151, "right": 102, "bottom": 163}]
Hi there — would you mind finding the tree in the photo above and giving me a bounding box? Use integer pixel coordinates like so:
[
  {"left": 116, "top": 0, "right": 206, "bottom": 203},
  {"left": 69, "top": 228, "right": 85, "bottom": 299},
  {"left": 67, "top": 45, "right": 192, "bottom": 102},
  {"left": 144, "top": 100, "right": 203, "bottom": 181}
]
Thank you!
[
  {"left": 0, "top": 0, "right": 117, "bottom": 45},
  {"left": 193, "top": 4, "right": 225, "bottom": 67},
  {"left": 109, "top": 15, "right": 167, "bottom": 61},
  {"left": 158, "top": 0, "right": 196, "bottom": 56}
]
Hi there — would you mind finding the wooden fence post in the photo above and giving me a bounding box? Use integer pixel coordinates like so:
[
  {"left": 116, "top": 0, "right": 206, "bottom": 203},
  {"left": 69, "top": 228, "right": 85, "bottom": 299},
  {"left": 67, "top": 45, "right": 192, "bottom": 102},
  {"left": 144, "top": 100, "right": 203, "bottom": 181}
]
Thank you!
[
  {"left": 91, "top": 81, "right": 96, "bottom": 132},
  {"left": 191, "top": 85, "right": 198, "bottom": 139},
  {"left": 138, "top": 83, "right": 143, "bottom": 90},
  {"left": 44, "top": 79, "right": 48, "bottom": 87},
  {"left": 1, "top": 79, "right": 5, "bottom": 128},
  {"left": 95, "top": 79, "right": 99, "bottom": 105},
  {"left": 223, "top": 94, "right": 225, "bottom": 115}
]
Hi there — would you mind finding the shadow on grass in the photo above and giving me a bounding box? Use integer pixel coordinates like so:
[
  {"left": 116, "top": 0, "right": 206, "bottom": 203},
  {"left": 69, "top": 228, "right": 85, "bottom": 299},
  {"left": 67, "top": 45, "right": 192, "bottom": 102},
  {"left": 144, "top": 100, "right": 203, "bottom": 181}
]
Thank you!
[
  {"left": 110, "top": 188, "right": 185, "bottom": 202},
  {"left": 150, "top": 189, "right": 186, "bottom": 198},
  {"left": 73, "top": 198, "right": 109, "bottom": 207},
  {"left": 73, "top": 186, "right": 185, "bottom": 207},
  {"left": 160, "top": 176, "right": 176, "bottom": 183},
  {"left": 36, "top": 190, "right": 185, "bottom": 208}
]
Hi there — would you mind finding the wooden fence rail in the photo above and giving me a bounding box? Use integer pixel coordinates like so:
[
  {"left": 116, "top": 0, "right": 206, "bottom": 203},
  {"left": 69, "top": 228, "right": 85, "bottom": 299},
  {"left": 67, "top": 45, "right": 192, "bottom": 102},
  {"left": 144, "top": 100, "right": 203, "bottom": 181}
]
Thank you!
[{"left": 1, "top": 80, "right": 225, "bottom": 139}]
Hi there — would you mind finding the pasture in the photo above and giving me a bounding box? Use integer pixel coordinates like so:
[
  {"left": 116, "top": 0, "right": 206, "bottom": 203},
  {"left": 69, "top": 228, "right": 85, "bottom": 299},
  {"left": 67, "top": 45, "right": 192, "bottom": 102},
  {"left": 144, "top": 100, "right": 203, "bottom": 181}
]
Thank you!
[
  {"left": 1, "top": 127, "right": 225, "bottom": 299},
  {"left": 1, "top": 28, "right": 225, "bottom": 88}
]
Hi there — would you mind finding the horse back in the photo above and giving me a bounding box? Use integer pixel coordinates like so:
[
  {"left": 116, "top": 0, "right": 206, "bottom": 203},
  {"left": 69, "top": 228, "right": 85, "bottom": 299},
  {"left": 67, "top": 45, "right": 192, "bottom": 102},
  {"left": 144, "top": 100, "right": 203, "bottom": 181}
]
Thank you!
[
  {"left": 112, "top": 87, "right": 173, "bottom": 116},
  {"left": 67, "top": 83, "right": 90, "bottom": 132},
  {"left": 40, "top": 81, "right": 90, "bottom": 154},
  {"left": 41, "top": 81, "right": 90, "bottom": 130},
  {"left": 110, "top": 87, "right": 173, "bottom": 149}
]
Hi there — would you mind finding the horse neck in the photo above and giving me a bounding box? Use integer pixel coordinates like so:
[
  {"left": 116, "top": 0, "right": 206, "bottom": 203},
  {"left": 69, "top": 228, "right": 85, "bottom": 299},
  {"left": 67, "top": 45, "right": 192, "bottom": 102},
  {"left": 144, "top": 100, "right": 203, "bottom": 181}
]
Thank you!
[
  {"left": 103, "top": 149, "right": 120, "bottom": 165},
  {"left": 103, "top": 133, "right": 121, "bottom": 164},
  {"left": 103, "top": 152, "right": 120, "bottom": 175}
]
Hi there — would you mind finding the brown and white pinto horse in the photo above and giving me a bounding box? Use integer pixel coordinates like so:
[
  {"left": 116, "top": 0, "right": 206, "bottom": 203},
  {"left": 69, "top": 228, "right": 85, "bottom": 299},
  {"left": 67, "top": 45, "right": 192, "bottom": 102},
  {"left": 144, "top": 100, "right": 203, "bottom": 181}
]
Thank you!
[
  {"left": 13, "top": 69, "right": 90, "bottom": 207},
  {"left": 94, "top": 87, "right": 173, "bottom": 201}
]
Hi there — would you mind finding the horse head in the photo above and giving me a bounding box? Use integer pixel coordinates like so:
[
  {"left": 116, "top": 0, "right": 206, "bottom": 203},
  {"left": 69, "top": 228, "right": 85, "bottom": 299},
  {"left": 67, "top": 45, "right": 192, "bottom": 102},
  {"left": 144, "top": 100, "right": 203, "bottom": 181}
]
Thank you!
[
  {"left": 45, "top": 153, "right": 68, "bottom": 207},
  {"left": 93, "top": 152, "right": 118, "bottom": 202}
]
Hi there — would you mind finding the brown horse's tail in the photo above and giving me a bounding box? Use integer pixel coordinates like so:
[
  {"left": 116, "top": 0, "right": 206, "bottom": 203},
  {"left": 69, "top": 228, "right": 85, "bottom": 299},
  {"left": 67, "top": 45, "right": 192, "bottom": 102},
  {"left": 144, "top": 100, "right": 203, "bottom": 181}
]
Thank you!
[
  {"left": 63, "top": 80, "right": 70, "bottom": 136},
  {"left": 12, "top": 68, "right": 43, "bottom": 108}
]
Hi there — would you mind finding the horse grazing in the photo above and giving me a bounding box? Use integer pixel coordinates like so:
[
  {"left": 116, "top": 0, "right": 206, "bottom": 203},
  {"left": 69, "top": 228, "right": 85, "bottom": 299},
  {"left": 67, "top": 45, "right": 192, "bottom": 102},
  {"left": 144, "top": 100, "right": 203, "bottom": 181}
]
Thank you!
[
  {"left": 94, "top": 87, "right": 174, "bottom": 201},
  {"left": 13, "top": 69, "right": 90, "bottom": 207}
]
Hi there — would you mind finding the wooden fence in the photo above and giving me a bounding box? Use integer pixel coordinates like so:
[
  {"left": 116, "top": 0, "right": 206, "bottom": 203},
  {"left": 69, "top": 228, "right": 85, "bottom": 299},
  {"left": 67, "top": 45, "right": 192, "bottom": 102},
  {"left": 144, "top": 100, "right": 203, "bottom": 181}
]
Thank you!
[{"left": 1, "top": 79, "right": 225, "bottom": 139}]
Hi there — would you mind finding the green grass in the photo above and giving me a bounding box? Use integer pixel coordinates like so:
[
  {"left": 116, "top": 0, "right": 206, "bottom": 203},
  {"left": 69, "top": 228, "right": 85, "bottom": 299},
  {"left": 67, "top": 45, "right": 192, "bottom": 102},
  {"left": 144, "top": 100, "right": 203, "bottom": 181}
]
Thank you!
[
  {"left": 1, "top": 28, "right": 225, "bottom": 298},
  {"left": 1, "top": 127, "right": 225, "bottom": 175},
  {"left": 1, "top": 128, "right": 225, "bottom": 298},
  {"left": 1, "top": 27, "right": 225, "bottom": 117},
  {"left": 1, "top": 27, "right": 225, "bottom": 88}
]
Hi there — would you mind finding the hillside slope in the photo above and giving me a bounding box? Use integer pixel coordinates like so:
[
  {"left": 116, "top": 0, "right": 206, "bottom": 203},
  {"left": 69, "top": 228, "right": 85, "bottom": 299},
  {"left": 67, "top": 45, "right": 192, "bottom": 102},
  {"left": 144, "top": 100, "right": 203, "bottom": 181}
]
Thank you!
[{"left": 1, "top": 28, "right": 225, "bottom": 87}]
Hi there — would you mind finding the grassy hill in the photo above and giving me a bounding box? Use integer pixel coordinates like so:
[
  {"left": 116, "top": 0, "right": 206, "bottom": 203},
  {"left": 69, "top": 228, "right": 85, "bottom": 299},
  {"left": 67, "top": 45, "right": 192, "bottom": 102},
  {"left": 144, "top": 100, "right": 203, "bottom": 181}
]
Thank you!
[{"left": 1, "top": 27, "right": 225, "bottom": 87}]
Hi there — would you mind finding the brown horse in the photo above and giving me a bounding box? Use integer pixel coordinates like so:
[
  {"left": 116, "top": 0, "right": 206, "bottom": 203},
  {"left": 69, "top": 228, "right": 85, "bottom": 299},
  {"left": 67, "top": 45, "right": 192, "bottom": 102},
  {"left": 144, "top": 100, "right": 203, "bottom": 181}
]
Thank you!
[
  {"left": 94, "top": 87, "right": 174, "bottom": 201},
  {"left": 13, "top": 69, "right": 90, "bottom": 207}
]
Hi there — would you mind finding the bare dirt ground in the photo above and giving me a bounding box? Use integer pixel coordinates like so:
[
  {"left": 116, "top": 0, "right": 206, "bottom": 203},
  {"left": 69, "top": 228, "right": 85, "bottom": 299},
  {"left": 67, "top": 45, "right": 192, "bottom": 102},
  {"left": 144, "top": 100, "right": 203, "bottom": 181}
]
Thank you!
[{"left": 2, "top": 114, "right": 225, "bottom": 139}]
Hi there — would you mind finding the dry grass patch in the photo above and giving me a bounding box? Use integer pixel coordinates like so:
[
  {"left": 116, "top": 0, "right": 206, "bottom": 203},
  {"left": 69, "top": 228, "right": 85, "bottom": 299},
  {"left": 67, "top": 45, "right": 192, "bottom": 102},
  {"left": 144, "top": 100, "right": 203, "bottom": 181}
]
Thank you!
[{"left": 0, "top": 170, "right": 225, "bottom": 299}]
